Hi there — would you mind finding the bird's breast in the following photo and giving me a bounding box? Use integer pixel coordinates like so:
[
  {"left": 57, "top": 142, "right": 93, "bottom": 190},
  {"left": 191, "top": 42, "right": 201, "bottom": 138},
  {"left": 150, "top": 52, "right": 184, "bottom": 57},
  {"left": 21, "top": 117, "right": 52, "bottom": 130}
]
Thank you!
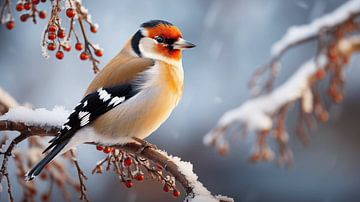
[{"left": 92, "top": 61, "right": 184, "bottom": 140}]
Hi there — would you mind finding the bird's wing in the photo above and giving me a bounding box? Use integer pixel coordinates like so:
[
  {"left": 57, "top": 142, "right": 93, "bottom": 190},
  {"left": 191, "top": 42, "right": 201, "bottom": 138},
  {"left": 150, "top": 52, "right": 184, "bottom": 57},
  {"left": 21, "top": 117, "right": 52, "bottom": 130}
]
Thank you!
[{"left": 44, "top": 84, "right": 139, "bottom": 153}]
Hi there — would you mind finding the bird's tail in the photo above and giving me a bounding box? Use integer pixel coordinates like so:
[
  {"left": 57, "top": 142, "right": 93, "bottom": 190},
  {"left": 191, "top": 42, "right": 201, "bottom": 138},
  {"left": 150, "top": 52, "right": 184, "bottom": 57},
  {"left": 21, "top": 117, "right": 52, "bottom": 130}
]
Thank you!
[{"left": 25, "top": 138, "right": 69, "bottom": 181}]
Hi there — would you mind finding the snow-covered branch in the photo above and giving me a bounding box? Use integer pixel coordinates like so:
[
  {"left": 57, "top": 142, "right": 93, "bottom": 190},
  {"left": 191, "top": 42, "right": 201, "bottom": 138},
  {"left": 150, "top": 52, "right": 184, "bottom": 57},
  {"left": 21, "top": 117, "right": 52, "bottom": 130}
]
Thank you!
[
  {"left": 249, "top": 0, "right": 360, "bottom": 94},
  {"left": 272, "top": 0, "right": 360, "bottom": 56},
  {"left": 205, "top": 0, "right": 360, "bottom": 165},
  {"left": 0, "top": 106, "right": 232, "bottom": 202}
]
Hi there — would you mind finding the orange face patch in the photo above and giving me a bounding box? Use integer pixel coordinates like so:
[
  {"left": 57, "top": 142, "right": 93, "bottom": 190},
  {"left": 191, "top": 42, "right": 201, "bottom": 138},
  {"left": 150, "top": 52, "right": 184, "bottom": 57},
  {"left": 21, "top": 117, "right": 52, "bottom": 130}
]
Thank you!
[
  {"left": 146, "top": 24, "right": 183, "bottom": 60},
  {"left": 146, "top": 24, "right": 183, "bottom": 39},
  {"left": 156, "top": 45, "right": 182, "bottom": 60}
]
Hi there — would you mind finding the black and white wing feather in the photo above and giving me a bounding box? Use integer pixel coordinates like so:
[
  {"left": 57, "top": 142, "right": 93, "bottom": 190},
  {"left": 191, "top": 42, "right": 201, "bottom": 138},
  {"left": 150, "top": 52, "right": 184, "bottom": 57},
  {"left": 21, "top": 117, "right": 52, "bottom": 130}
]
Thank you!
[
  {"left": 26, "top": 83, "right": 140, "bottom": 180},
  {"left": 44, "top": 84, "right": 140, "bottom": 153}
]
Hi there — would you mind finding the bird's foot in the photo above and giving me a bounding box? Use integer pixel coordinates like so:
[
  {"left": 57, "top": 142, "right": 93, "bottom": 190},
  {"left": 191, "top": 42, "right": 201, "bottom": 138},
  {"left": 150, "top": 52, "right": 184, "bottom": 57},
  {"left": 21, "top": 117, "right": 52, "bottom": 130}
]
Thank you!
[{"left": 132, "top": 137, "right": 158, "bottom": 154}]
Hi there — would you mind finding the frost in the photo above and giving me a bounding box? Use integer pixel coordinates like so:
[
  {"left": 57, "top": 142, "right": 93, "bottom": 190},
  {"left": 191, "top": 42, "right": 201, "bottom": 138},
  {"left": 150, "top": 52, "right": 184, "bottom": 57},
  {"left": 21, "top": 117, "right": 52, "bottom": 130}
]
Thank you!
[
  {"left": 40, "top": 25, "right": 50, "bottom": 59},
  {"left": 0, "top": 106, "right": 69, "bottom": 127},
  {"left": 92, "top": 23, "right": 99, "bottom": 29},
  {"left": 272, "top": 0, "right": 360, "bottom": 55}
]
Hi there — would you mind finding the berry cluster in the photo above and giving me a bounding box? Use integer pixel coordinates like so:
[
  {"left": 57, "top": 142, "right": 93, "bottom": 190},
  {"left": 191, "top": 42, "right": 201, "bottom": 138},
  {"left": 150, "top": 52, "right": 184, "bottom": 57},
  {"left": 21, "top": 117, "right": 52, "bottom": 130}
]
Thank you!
[
  {"left": 40, "top": 0, "right": 102, "bottom": 73},
  {"left": 1, "top": 0, "right": 103, "bottom": 74},
  {"left": 16, "top": 0, "right": 47, "bottom": 24},
  {"left": 94, "top": 145, "right": 181, "bottom": 198},
  {"left": 2, "top": 0, "right": 47, "bottom": 30}
]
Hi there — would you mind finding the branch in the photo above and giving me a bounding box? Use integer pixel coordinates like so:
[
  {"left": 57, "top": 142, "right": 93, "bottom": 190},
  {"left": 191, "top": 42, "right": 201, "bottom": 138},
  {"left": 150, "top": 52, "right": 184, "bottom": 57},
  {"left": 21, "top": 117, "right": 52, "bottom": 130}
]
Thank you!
[
  {"left": 205, "top": 0, "right": 360, "bottom": 166},
  {"left": 0, "top": 109, "right": 233, "bottom": 202},
  {"left": 249, "top": 0, "right": 360, "bottom": 94}
]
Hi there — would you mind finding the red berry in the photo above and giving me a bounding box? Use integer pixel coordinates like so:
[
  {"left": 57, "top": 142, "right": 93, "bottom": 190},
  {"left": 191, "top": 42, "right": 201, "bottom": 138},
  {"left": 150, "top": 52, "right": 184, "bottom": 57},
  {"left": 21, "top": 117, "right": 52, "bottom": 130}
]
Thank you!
[
  {"left": 56, "top": 51, "right": 64, "bottom": 60},
  {"left": 32, "top": 0, "right": 40, "bottom": 5},
  {"left": 103, "top": 147, "right": 113, "bottom": 154},
  {"left": 24, "top": 2, "right": 32, "bottom": 10},
  {"left": 75, "top": 42, "right": 83, "bottom": 51},
  {"left": 63, "top": 45, "right": 71, "bottom": 52},
  {"left": 173, "top": 189, "right": 180, "bottom": 197},
  {"left": 124, "top": 157, "right": 132, "bottom": 167},
  {"left": 66, "top": 8, "right": 76, "bottom": 18},
  {"left": 96, "top": 145, "right": 104, "bottom": 151},
  {"left": 48, "top": 25, "right": 57, "bottom": 33},
  {"left": 163, "top": 184, "right": 170, "bottom": 192},
  {"left": 334, "top": 93, "right": 343, "bottom": 104},
  {"left": 39, "top": 10, "right": 46, "bottom": 19},
  {"left": 90, "top": 25, "right": 97, "bottom": 33},
  {"left": 41, "top": 194, "right": 49, "bottom": 202},
  {"left": 16, "top": 3, "right": 24, "bottom": 11},
  {"left": 135, "top": 174, "right": 144, "bottom": 181},
  {"left": 47, "top": 43, "right": 56, "bottom": 51},
  {"left": 6, "top": 21, "right": 15, "bottom": 30},
  {"left": 95, "top": 49, "right": 103, "bottom": 57},
  {"left": 39, "top": 172, "right": 48, "bottom": 180},
  {"left": 48, "top": 32, "right": 56, "bottom": 40},
  {"left": 319, "top": 111, "right": 329, "bottom": 122},
  {"left": 315, "top": 69, "right": 325, "bottom": 80},
  {"left": 124, "top": 180, "right": 133, "bottom": 188},
  {"left": 20, "top": 14, "right": 29, "bottom": 22},
  {"left": 58, "top": 29, "right": 66, "bottom": 39},
  {"left": 80, "top": 52, "right": 89, "bottom": 60}
]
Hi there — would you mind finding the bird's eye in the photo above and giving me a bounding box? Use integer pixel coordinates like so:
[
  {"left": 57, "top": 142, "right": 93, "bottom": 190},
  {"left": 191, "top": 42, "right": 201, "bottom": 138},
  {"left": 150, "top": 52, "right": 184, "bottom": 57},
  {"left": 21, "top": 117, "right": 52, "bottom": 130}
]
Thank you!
[{"left": 155, "top": 36, "right": 165, "bottom": 43}]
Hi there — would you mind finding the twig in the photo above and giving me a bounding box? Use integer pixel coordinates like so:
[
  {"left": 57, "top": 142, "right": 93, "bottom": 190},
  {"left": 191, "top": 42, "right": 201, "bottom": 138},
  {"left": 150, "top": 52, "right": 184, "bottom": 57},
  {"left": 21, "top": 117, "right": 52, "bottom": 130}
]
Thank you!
[
  {"left": 5, "top": 172, "right": 14, "bottom": 202},
  {"left": 70, "top": 149, "right": 89, "bottom": 202}
]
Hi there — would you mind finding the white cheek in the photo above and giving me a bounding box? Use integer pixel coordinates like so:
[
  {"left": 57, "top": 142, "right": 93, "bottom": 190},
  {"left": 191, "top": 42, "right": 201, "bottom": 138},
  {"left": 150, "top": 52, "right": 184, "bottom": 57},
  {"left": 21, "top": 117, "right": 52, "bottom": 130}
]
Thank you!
[
  {"left": 139, "top": 38, "right": 182, "bottom": 67},
  {"left": 139, "top": 38, "right": 156, "bottom": 54}
]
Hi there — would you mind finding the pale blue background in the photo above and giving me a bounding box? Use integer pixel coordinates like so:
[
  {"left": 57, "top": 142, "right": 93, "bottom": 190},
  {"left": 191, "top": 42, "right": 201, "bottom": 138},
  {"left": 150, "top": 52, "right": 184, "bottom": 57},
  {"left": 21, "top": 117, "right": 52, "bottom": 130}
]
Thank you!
[{"left": 1, "top": 0, "right": 360, "bottom": 201}]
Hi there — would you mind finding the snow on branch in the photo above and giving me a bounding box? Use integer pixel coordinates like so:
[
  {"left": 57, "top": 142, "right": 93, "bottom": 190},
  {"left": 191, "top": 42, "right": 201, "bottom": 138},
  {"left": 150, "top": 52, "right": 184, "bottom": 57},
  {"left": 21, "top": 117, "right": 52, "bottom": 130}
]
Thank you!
[
  {"left": 205, "top": 0, "right": 360, "bottom": 165},
  {"left": 0, "top": 106, "right": 69, "bottom": 127},
  {"left": 0, "top": 105, "right": 232, "bottom": 202},
  {"left": 249, "top": 0, "right": 360, "bottom": 94},
  {"left": 272, "top": 0, "right": 360, "bottom": 56}
]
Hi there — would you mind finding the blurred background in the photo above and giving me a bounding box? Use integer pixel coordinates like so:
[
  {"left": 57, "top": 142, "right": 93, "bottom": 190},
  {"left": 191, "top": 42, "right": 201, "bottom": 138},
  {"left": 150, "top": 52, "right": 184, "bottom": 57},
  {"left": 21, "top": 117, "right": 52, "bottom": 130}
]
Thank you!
[{"left": 1, "top": 0, "right": 360, "bottom": 201}]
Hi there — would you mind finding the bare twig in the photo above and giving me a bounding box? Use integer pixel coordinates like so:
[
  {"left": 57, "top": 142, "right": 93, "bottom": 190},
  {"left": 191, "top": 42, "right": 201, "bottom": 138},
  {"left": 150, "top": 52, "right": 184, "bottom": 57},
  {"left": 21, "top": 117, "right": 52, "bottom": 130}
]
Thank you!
[{"left": 70, "top": 149, "right": 89, "bottom": 202}]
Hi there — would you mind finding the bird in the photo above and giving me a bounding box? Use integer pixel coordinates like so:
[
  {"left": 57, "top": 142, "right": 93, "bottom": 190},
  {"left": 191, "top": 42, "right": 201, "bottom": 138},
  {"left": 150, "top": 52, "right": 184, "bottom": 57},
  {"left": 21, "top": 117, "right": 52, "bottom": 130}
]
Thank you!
[{"left": 25, "top": 19, "right": 195, "bottom": 180}]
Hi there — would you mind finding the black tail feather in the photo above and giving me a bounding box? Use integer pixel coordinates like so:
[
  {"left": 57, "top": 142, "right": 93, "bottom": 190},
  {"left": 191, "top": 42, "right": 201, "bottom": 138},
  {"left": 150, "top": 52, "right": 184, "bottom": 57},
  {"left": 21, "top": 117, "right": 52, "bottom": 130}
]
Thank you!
[{"left": 25, "top": 139, "right": 69, "bottom": 181}]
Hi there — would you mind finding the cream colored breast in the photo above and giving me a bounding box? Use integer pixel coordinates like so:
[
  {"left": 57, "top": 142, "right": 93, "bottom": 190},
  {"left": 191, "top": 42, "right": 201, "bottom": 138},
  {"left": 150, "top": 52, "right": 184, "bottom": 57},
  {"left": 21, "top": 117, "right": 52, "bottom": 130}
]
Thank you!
[{"left": 92, "top": 61, "right": 184, "bottom": 140}]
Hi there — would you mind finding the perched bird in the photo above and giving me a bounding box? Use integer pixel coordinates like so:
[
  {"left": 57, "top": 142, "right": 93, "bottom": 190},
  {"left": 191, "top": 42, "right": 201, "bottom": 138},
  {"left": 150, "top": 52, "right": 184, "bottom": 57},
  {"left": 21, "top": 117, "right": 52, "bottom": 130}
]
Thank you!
[{"left": 25, "top": 20, "right": 195, "bottom": 180}]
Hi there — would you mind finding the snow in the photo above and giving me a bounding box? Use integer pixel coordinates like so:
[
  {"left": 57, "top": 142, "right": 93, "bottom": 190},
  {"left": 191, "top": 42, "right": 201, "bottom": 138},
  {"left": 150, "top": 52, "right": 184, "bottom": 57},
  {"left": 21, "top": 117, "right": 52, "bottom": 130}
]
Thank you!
[
  {"left": 159, "top": 150, "right": 233, "bottom": 202},
  {"left": 204, "top": 57, "right": 326, "bottom": 143},
  {"left": 272, "top": 0, "right": 360, "bottom": 55},
  {"left": 0, "top": 106, "right": 69, "bottom": 127}
]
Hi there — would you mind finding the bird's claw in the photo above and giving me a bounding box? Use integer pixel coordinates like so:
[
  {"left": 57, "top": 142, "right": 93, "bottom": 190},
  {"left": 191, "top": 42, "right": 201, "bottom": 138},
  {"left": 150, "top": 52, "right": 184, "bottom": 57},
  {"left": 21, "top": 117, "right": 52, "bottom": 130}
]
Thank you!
[{"left": 132, "top": 137, "right": 158, "bottom": 154}]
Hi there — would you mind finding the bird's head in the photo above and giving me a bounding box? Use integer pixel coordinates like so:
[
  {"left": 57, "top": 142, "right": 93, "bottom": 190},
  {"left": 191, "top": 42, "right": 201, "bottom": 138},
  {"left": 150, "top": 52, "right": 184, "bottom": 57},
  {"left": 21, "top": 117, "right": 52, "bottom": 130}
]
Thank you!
[{"left": 131, "top": 20, "right": 195, "bottom": 65}]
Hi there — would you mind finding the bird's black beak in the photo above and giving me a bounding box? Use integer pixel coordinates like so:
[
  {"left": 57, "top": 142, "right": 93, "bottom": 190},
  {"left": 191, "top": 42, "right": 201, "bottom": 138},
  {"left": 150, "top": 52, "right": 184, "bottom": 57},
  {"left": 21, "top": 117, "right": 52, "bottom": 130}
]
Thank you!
[{"left": 173, "top": 38, "right": 196, "bottom": 50}]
